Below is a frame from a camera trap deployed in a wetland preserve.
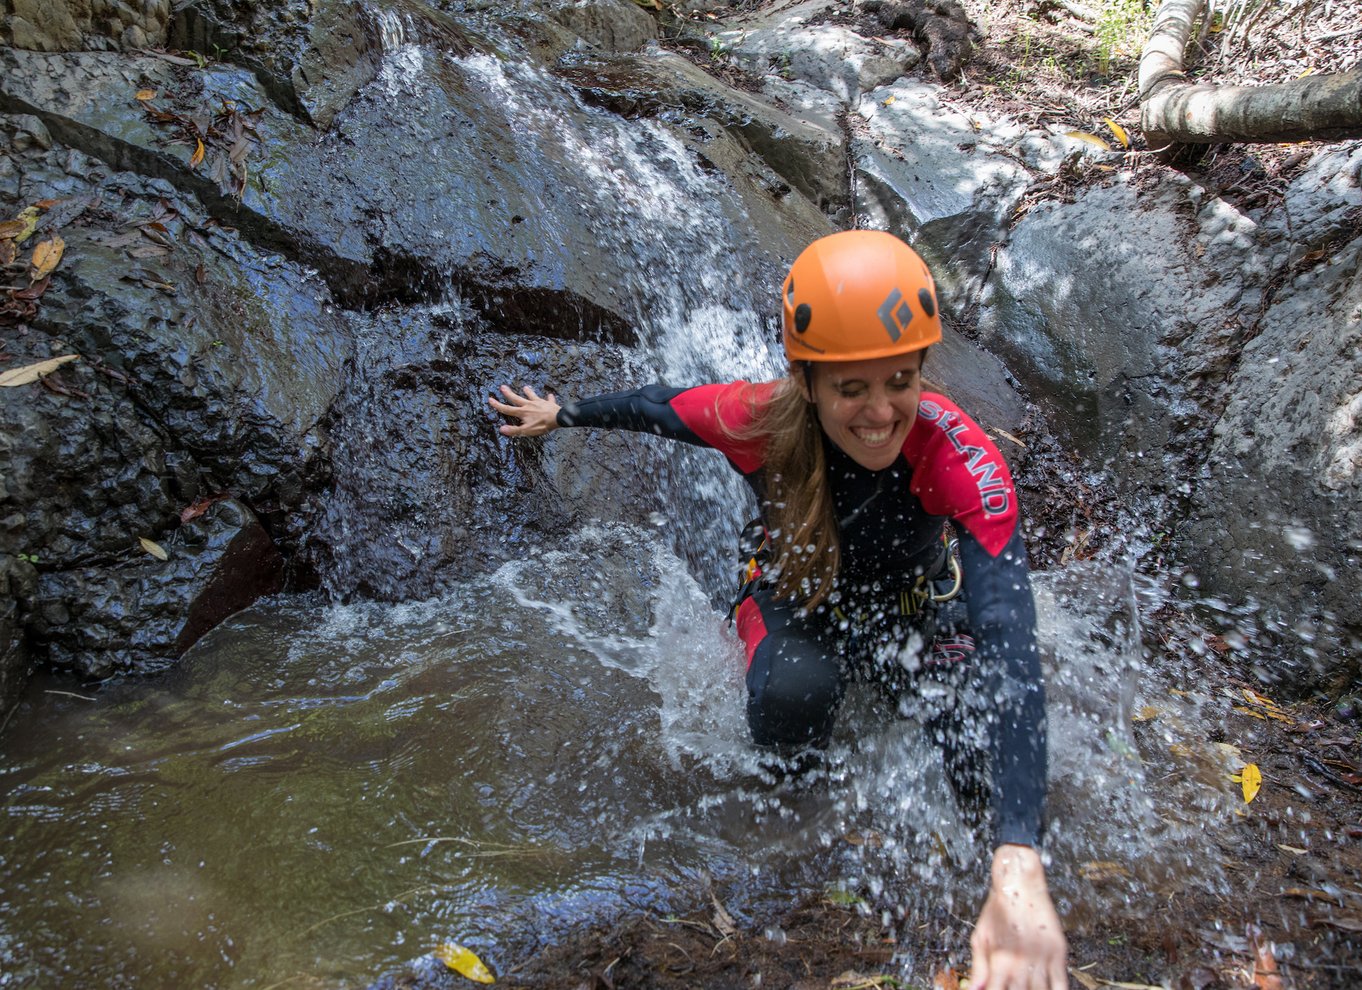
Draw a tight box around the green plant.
[1095,0,1153,75]
[18,553,39,564]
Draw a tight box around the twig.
[1319,23,1362,41]
[45,689,97,701]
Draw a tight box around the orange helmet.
[782,230,942,362]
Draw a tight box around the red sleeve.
[668,381,774,475]
[902,393,1018,557]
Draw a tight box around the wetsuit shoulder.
[902,392,1018,557]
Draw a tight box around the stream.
[0,535,1245,989]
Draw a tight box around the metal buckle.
[931,539,963,603]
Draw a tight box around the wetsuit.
[558,382,1045,847]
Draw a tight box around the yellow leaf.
[0,206,42,244]
[1132,705,1160,722]
[434,942,495,984]
[1080,860,1130,881]
[1296,68,1315,79]
[136,88,157,101]
[1230,763,1262,803]
[1242,688,1279,708]
[883,95,896,106]
[29,235,65,281]
[1234,706,1267,720]
[1065,131,1111,150]
[0,354,80,387]
[139,537,169,561]
[190,138,206,168]
[1102,117,1130,148]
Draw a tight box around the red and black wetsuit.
[558,382,1045,847]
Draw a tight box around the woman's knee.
[746,644,843,747]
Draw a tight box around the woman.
[490,230,1067,990]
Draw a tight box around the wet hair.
[729,348,931,612]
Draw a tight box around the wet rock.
[975,173,1269,485]
[32,498,284,678]
[853,81,1036,309]
[2,0,169,51]
[1179,233,1362,687]
[715,0,921,104]
[557,46,849,214]
[0,560,34,715]
[545,0,657,54]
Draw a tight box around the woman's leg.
[735,587,844,749]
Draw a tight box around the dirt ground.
[468,3,1362,988]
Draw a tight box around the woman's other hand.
[970,844,1068,990]
[488,385,562,437]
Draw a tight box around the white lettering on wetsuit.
[917,399,1012,517]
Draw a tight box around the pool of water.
[0,529,1240,988]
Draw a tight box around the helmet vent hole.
[919,288,937,318]
[794,303,812,334]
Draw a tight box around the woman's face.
[806,351,924,470]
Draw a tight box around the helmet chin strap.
[800,361,814,401]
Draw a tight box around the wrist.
[990,843,1044,888]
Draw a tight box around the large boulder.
[974,143,1362,689]
[3,0,171,52]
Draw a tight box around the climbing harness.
[726,522,961,624]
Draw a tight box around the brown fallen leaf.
[29,235,64,281]
[135,88,157,101]
[0,354,79,387]
[189,137,206,168]
[180,493,230,524]
[138,537,169,561]
[1249,928,1283,990]
[1311,915,1362,932]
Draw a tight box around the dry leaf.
[29,235,64,281]
[1132,705,1160,722]
[1230,763,1262,803]
[710,892,737,938]
[434,942,495,984]
[190,138,206,168]
[1250,929,1283,990]
[0,206,41,244]
[1102,117,1130,148]
[0,354,79,387]
[1064,130,1111,150]
[136,88,157,101]
[1069,969,1100,990]
[883,95,896,105]
[1080,860,1130,882]
[180,493,229,524]
[138,537,169,561]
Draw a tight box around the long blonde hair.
[735,371,841,610]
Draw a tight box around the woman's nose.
[863,391,894,423]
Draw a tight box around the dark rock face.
[0,0,868,706]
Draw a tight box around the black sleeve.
[957,527,1047,848]
[556,384,706,446]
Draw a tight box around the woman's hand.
[488,385,562,437]
[970,845,1068,990]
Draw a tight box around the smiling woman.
[489,230,1069,990]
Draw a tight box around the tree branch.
[1139,0,1362,146]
